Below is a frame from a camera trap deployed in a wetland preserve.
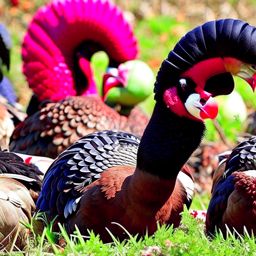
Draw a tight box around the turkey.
[0,150,43,251]
[10,0,154,158]
[187,141,229,194]
[206,136,256,237]
[36,19,256,242]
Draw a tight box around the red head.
[162,57,256,121]
[155,19,256,122]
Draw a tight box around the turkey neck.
[137,101,205,179]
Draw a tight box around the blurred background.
[1,0,256,144]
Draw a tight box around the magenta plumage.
[22,0,138,102]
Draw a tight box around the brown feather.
[206,137,256,237]
[124,106,149,136]
[65,166,191,242]
[0,177,35,251]
[10,96,134,158]
[219,172,256,235]
[0,103,14,150]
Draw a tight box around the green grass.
[7,193,251,255]
[1,193,255,255]
[20,204,256,256]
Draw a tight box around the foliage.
[134,16,188,114]
[205,77,256,142]
[235,77,256,109]
[204,110,244,143]
[135,16,188,65]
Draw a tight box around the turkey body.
[206,136,256,237]
[10,96,147,158]
[187,141,229,194]
[36,18,256,241]
[9,0,153,157]
[0,177,34,251]
[37,130,195,241]
[0,151,43,251]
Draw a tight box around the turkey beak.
[102,66,128,101]
[199,96,218,119]
[185,93,218,120]
[102,70,122,101]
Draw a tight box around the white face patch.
[177,171,194,201]
[185,93,218,120]
[184,93,202,119]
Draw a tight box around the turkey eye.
[177,78,196,102]
[178,78,196,92]
[178,78,188,91]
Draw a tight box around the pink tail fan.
[22,0,138,102]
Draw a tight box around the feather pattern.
[206,136,256,237]
[9,96,146,158]
[0,150,43,194]
[37,130,140,218]
[0,177,35,251]
[35,18,256,241]
[0,150,45,250]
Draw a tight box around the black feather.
[224,136,256,177]
[37,130,140,219]
[0,150,43,192]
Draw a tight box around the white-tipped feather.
[243,170,256,178]
[14,153,55,174]
[177,171,194,201]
